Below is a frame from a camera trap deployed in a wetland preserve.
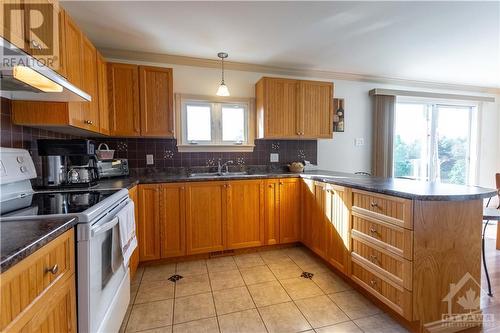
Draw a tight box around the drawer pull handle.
[370,255,379,264]
[370,201,378,208]
[46,264,59,275]
[369,226,378,235]
[369,279,377,287]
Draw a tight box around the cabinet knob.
[31,39,42,50]
[370,201,378,208]
[279,182,283,185]
[268,184,273,188]
[369,254,379,264]
[369,225,378,235]
[369,279,377,287]
[84,120,93,125]
[45,264,59,275]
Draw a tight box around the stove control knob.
[20,166,27,173]
[17,156,24,163]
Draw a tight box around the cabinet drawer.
[351,259,412,320]
[0,229,75,331]
[352,236,412,290]
[352,190,413,229]
[352,214,412,260]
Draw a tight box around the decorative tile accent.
[301,272,314,279]
[168,274,184,282]
[163,149,174,160]
[117,141,128,152]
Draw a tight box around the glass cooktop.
[1,190,119,218]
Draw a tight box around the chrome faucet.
[217,159,234,175]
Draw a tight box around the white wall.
[111,58,500,187]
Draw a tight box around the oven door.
[78,198,131,333]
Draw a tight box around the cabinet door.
[301,179,315,247]
[226,180,265,249]
[160,184,186,258]
[97,52,110,135]
[326,185,350,273]
[298,81,333,138]
[78,34,99,132]
[279,178,301,243]
[139,66,174,137]
[185,182,226,254]
[261,78,300,138]
[310,182,328,258]
[128,186,139,278]
[138,184,161,261]
[63,12,82,89]
[264,180,280,245]
[18,276,77,333]
[24,0,60,72]
[1,0,26,51]
[108,63,141,136]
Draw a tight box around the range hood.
[0,37,91,102]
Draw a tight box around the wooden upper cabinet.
[62,10,82,89]
[97,52,110,135]
[1,0,27,51]
[185,182,226,254]
[256,77,334,139]
[226,180,265,249]
[160,184,186,258]
[256,77,299,138]
[298,80,333,138]
[279,178,301,243]
[107,63,141,137]
[138,184,161,261]
[139,66,174,137]
[76,34,99,132]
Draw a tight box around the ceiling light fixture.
[216,52,230,96]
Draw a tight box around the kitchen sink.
[188,171,250,178]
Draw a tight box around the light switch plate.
[354,138,365,146]
[270,153,279,163]
[146,154,154,165]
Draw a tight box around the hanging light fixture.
[216,52,230,96]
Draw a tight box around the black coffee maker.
[37,139,99,188]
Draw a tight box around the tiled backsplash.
[1,98,317,173]
[98,138,317,169]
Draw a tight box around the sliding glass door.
[393,100,477,185]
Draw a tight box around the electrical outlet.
[354,138,365,146]
[146,154,154,165]
[270,153,279,163]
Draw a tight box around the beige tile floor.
[121,246,409,333]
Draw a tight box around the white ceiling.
[62,1,500,89]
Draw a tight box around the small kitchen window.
[176,94,255,152]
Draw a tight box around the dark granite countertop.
[92,168,497,201]
[0,217,77,273]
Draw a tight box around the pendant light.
[216,52,230,96]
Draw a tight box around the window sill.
[177,144,255,153]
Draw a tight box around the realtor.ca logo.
[441,272,495,329]
[2,2,59,67]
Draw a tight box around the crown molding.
[100,48,500,95]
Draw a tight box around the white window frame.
[175,93,255,152]
[393,96,479,185]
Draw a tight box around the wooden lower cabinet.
[278,178,301,243]
[160,184,186,258]
[310,182,328,258]
[128,186,140,278]
[325,184,350,274]
[226,180,265,249]
[138,184,161,261]
[0,230,76,333]
[264,180,280,245]
[301,179,315,247]
[185,182,226,254]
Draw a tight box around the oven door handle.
[91,216,119,237]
